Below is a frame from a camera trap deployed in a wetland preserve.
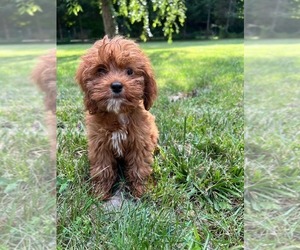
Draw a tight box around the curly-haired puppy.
[76,36,158,200]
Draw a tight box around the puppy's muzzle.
[111,82,123,94]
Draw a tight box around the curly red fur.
[76,36,158,199]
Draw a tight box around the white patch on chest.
[111,130,127,157]
[118,113,129,125]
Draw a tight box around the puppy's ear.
[143,69,158,110]
[75,61,87,93]
[84,95,98,115]
[76,59,98,114]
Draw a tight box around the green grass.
[57,39,244,249]
[0,45,56,248]
[244,40,300,249]
[2,39,298,249]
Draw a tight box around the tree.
[184,0,216,38]
[245,0,300,37]
[214,0,232,34]
[182,0,243,39]
[100,0,117,37]
[66,0,187,41]
[2,0,246,42]
[0,0,55,41]
[57,0,104,40]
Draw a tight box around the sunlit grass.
[245,40,300,248]
[57,39,244,249]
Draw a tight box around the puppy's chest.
[109,114,129,157]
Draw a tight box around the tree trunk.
[58,21,63,40]
[270,0,281,33]
[206,0,211,38]
[35,16,43,39]
[100,0,117,37]
[73,27,77,39]
[182,21,187,39]
[2,17,10,40]
[225,0,233,33]
[79,16,84,39]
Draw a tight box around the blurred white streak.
[245,0,300,248]
[0,0,56,248]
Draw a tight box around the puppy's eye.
[126,68,133,76]
[96,67,107,75]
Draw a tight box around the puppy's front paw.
[91,179,113,200]
[130,181,146,198]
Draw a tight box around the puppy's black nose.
[111,82,123,94]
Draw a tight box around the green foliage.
[1,0,244,42]
[116,0,152,41]
[65,0,83,16]
[16,0,42,16]
[114,0,186,41]
[57,0,104,41]
[55,0,243,42]
[58,0,187,41]
[0,0,55,42]
[152,0,187,42]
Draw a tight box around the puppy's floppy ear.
[84,95,98,115]
[75,61,87,92]
[143,69,157,110]
[76,57,98,114]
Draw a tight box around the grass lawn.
[0,44,56,248]
[57,39,244,249]
[1,39,299,249]
[245,40,300,249]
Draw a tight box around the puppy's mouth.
[103,81,142,113]
[105,82,123,113]
[111,93,123,98]
[106,98,123,114]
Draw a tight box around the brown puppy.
[76,36,158,200]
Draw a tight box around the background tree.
[57,0,103,41]
[245,0,300,37]
[1,0,246,43]
[100,0,117,37]
[184,0,215,39]
[0,0,55,42]
[64,0,187,42]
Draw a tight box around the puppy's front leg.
[125,147,154,198]
[89,148,117,200]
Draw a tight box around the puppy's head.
[76,36,157,114]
